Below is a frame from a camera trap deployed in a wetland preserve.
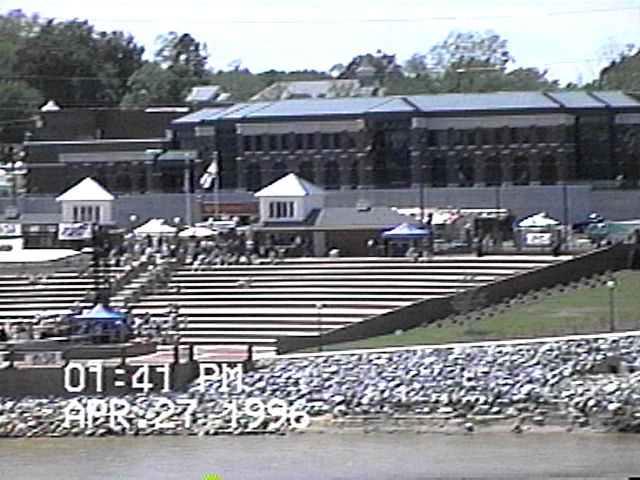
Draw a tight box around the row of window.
[72,205,102,223]
[268,201,295,219]
[419,126,568,148]
[242,132,358,153]
[247,155,563,191]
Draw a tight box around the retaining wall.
[278,244,634,353]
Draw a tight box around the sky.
[3,0,640,85]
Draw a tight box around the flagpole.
[184,159,193,226]
[213,152,220,220]
[214,171,220,220]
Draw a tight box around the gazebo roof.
[56,177,114,202]
[254,173,325,198]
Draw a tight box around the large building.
[16,90,640,225]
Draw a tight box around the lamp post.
[184,159,193,226]
[418,159,425,225]
[606,279,617,332]
[316,302,324,352]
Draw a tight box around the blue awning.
[382,223,430,239]
[73,303,127,321]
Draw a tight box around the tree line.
[1,9,638,141]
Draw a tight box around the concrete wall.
[278,244,634,353]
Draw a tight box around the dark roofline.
[176,90,640,126]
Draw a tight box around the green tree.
[428,30,514,72]
[0,11,44,142]
[120,63,180,108]
[123,32,212,107]
[338,50,404,84]
[403,53,429,77]
[0,81,43,142]
[591,47,640,92]
[14,18,144,106]
[0,10,40,76]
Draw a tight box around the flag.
[199,157,218,189]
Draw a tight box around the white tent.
[133,218,177,236]
[518,212,560,228]
[178,226,216,238]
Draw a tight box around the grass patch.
[318,270,640,351]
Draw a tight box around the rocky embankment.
[2,334,640,437]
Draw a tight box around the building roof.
[240,97,415,118]
[254,173,325,198]
[546,91,606,109]
[186,85,221,102]
[590,91,640,108]
[315,206,413,230]
[256,205,413,231]
[250,79,365,102]
[407,91,560,112]
[56,177,114,202]
[156,150,199,162]
[173,90,640,127]
[172,108,229,124]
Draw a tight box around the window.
[321,133,332,150]
[295,134,304,151]
[268,201,295,218]
[536,127,548,143]
[458,156,474,187]
[243,136,252,152]
[485,156,503,186]
[246,162,262,191]
[306,134,315,150]
[349,161,359,189]
[345,133,357,150]
[512,156,530,185]
[324,161,340,189]
[73,205,101,222]
[509,128,519,144]
[269,135,279,151]
[285,134,295,151]
[540,156,558,185]
[299,161,314,183]
[430,158,448,187]
[333,133,342,149]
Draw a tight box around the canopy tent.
[71,303,130,343]
[133,218,177,236]
[178,225,217,238]
[517,212,560,228]
[382,223,431,239]
[73,303,127,321]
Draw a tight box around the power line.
[34,6,639,25]
[18,6,640,25]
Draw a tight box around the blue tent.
[382,223,430,239]
[74,303,127,321]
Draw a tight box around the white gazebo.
[254,172,326,223]
[56,177,115,225]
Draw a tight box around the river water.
[1,432,640,479]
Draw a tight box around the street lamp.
[606,279,617,332]
[418,159,426,225]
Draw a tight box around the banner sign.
[525,232,553,246]
[0,223,21,237]
[24,351,63,366]
[58,223,93,241]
